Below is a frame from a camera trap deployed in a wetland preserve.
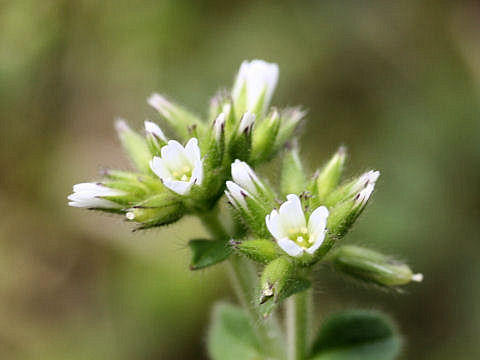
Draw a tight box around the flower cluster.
[69,60,304,228]
[69,59,422,309]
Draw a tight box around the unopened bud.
[314,146,346,203]
[225,181,270,238]
[280,141,306,196]
[325,170,380,208]
[145,120,167,156]
[231,239,280,264]
[115,119,152,174]
[232,60,279,118]
[330,245,423,287]
[228,112,255,161]
[125,193,184,229]
[275,107,306,149]
[259,256,293,304]
[251,110,281,164]
[148,93,205,140]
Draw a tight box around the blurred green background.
[1,0,479,359]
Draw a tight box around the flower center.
[287,227,313,248]
[171,165,192,182]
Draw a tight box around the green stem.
[286,289,312,360]
[198,206,229,239]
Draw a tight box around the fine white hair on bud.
[238,112,256,134]
[145,120,167,142]
[213,113,226,141]
[232,59,279,114]
[231,159,264,196]
[68,183,126,209]
[150,138,203,195]
[225,180,250,210]
[265,194,329,257]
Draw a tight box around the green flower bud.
[259,256,293,304]
[125,193,184,229]
[327,178,378,238]
[314,146,346,204]
[144,120,167,156]
[225,181,271,238]
[251,109,281,164]
[102,169,165,196]
[115,119,152,174]
[280,141,306,197]
[330,245,423,287]
[203,113,226,170]
[231,239,281,264]
[148,93,206,140]
[275,107,306,149]
[325,170,380,208]
[228,112,255,161]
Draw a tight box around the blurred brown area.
[1,0,479,359]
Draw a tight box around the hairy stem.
[286,289,312,360]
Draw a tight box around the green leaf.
[309,310,401,360]
[188,238,232,270]
[208,303,263,360]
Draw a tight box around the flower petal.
[185,138,201,164]
[161,140,189,169]
[150,156,172,180]
[305,231,326,255]
[277,238,304,257]
[308,206,329,237]
[266,210,288,240]
[191,159,203,186]
[278,194,306,231]
[163,179,192,195]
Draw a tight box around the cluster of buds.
[68,60,304,228]
[68,59,422,312]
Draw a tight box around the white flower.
[225,181,249,210]
[145,120,167,142]
[238,112,256,134]
[68,183,126,209]
[266,194,329,257]
[232,60,279,114]
[231,159,264,196]
[150,138,203,195]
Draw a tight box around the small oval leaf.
[309,310,401,360]
[188,238,232,270]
